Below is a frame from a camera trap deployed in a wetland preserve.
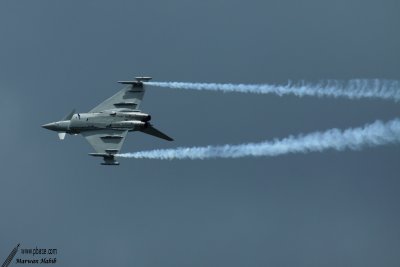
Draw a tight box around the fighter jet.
[42,77,173,165]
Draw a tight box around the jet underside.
[42,77,173,165]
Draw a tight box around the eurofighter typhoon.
[42,77,173,165]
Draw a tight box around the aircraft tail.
[140,125,174,141]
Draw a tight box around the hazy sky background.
[0,0,399,266]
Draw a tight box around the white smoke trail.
[145,79,400,101]
[117,118,400,160]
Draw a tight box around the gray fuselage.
[42,111,151,134]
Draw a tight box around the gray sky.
[0,0,399,266]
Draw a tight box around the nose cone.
[42,120,70,132]
[42,122,57,131]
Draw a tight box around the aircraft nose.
[42,122,56,130]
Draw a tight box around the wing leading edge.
[89,81,146,113]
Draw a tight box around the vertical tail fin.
[140,125,174,141]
